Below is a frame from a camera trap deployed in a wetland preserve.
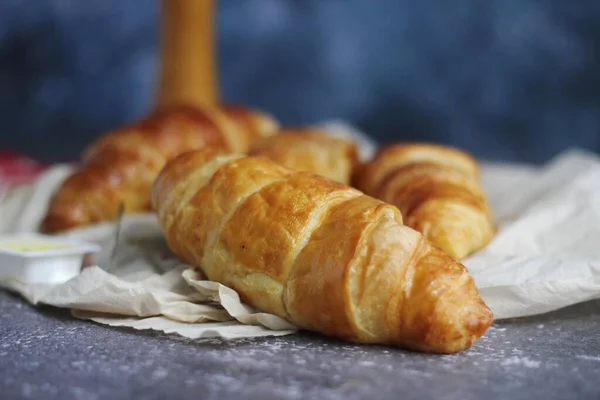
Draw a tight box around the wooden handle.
[155,0,219,109]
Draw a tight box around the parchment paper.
[1,121,599,340]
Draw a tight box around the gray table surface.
[1,290,599,400]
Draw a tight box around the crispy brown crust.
[151,149,493,353]
[41,104,279,233]
[353,143,494,260]
[248,128,359,185]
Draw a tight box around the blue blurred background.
[0,0,599,164]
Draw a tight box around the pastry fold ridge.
[152,148,493,353]
[42,104,278,232]
[353,143,495,259]
[249,128,359,184]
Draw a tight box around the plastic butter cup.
[0,233,102,285]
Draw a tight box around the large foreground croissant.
[353,143,495,260]
[248,129,359,184]
[152,148,493,353]
[42,104,278,232]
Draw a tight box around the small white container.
[0,233,102,284]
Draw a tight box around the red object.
[0,151,48,195]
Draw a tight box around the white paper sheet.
[1,122,599,340]
[0,210,296,339]
[464,149,600,319]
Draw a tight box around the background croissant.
[353,143,495,259]
[248,128,359,184]
[41,104,278,233]
[152,148,493,354]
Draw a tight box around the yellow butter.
[0,240,76,253]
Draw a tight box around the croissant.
[42,104,278,233]
[353,143,495,260]
[152,149,493,353]
[248,128,359,184]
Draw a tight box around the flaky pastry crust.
[152,149,493,353]
[249,128,359,184]
[353,143,495,259]
[42,104,278,232]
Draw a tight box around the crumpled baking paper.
[466,149,600,319]
[1,121,599,340]
[0,210,296,339]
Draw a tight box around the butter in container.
[0,233,102,284]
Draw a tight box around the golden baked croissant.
[353,143,495,260]
[152,148,493,353]
[42,104,278,233]
[248,128,359,184]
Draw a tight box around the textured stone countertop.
[1,290,600,400]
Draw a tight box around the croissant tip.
[432,290,494,354]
